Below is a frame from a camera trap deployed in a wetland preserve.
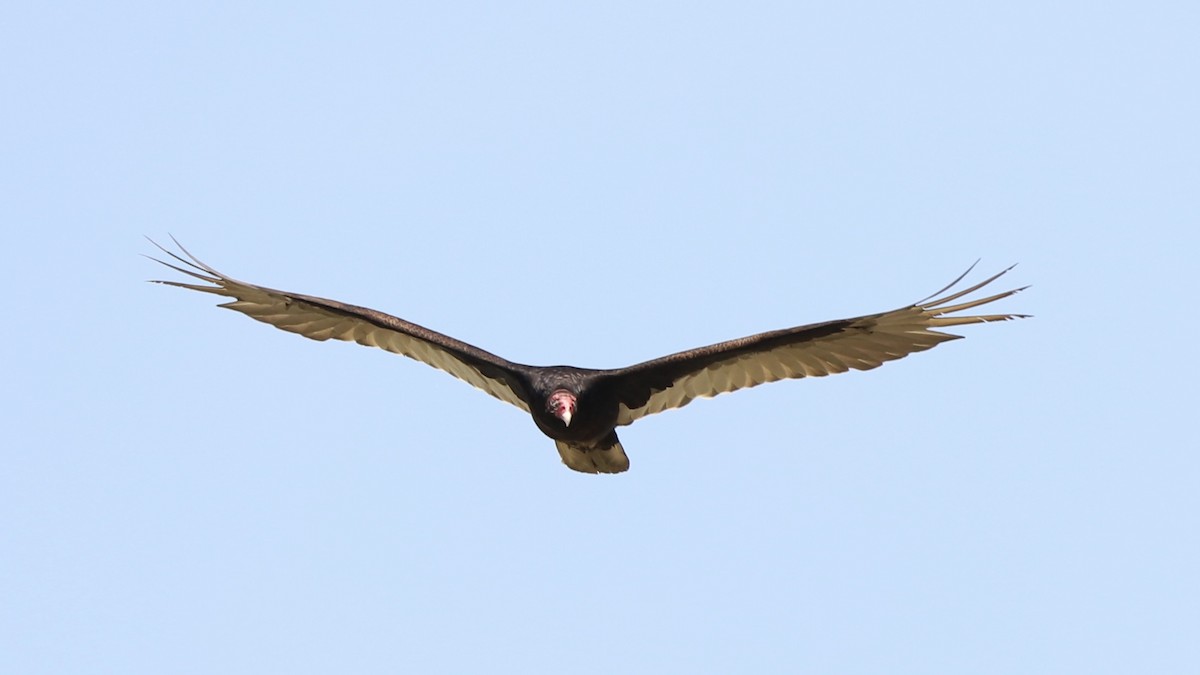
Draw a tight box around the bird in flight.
[148,238,1028,474]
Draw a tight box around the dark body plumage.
[148,238,1028,474]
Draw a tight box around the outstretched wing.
[146,238,532,412]
[606,264,1028,425]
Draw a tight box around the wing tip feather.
[144,236,236,291]
[916,262,1028,322]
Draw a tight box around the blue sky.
[3,2,1197,673]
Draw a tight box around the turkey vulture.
[147,238,1027,474]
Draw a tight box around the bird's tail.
[555,433,630,474]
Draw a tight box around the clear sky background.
[3,2,1197,673]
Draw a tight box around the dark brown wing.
[605,264,1028,425]
[146,238,532,412]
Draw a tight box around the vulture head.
[547,389,576,427]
